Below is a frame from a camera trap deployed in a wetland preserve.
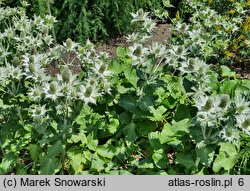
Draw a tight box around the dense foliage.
[3,0,171,43]
[0,0,250,175]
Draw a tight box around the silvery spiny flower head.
[77,83,102,105]
[30,104,47,120]
[236,114,250,136]
[128,43,149,61]
[93,60,112,78]
[126,33,139,43]
[234,95,250,115]
[43,81,63,101]
[220,124,239,145]
[175,21,189,33]
[56,67,79,86]
[5,63,23,81]
[168,45,188,60]
[196,111,218,128]
[194,93,215,113]
[131,9,149,23]
[63,38,78,52]
[150,42,166,58]
[143,19,156,33]
[27,85,43,102]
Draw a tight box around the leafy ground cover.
[0,0,250,175]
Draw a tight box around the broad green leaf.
[23,124,33,132]
[124,66,139,87]
[39,156,60,175]
[148,131,162,149]
[96,145,115,159]
[69,131,87,145]
[109,60,123,74]
[50,120,58,132]
[118,94,139,113]
[68,150,86,173]
[47,141,64,157]
[138,95,154,112]
[124,122,137,146]
[160,119,190,144]
[152,149,167,169]
[148,105,167,121]
[137,158,154,169]
[195,146,215,167]
[138,120,157,136]
[221,65,236,78]
[116,47,127,58]
[108,118,119,134]
[90,153,105,172]
[174,104,191,121]
[28,144,42,162]
[219,80,239,96]
[175,152,195,169]
[212,142,238,173]
[0,153,17,174]
[87,133,98,151]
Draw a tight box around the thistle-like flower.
[150,42,166,58]
[43,81,63,101]
[131,9,149,23]
[27,85,44,102]
[220,125,239,145]
[92,60,112,78]
[168,45,188,60]
[234,95,250,115]
[57,67,79,86]
[77,84,102,105]
[30,104,47,120]
[127,43,149,66]
[236,114,250,135]
[63,38,78,51]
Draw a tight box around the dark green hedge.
[3,0,182,43]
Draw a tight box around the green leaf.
[118,94,139,113]
[137,158,154,169]
[175,152,195,169]
[219,80,239,96]
[138,121,158,136]
[91,153,105,172]
[148,131,162,149]
[160,119,190,144]
[212,142,238,173]
[68,150,85,173]
[23,124,33,132]
[109,60,123,74]
[47,141,64,157]
[28,144,42,162]
[0,153,17,174]
[124,66,138,87]
[116,47,127,58]
[87,133,98,151]
[69,131,87,145]
[152,149,167,169]
[96,145,115,159]
[221,65,236,78]
[108,118,119,134]
[174,104,191,121]
[195,146,215,167]
[124,122,137,146]
[138,95,154,112]
[148,105,167,121]
[39,156,60,175]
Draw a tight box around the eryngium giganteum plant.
[0,3,112,126]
